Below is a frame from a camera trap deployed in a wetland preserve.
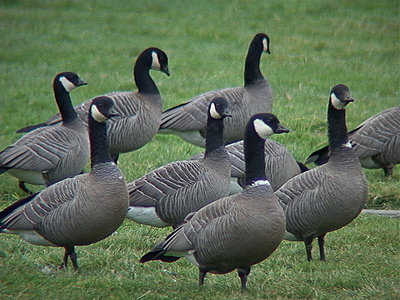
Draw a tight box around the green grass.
[0,0,399,299]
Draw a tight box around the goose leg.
[237,267,251,291]
[383,166,393,177]
[198,269,207,286]
[304,236,314,261]
[61,246,79,270]
[18,181,33,195]
[317,234,326,261]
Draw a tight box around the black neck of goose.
[88,115,113,168]
[53,82,77,123]
[244,128,267,186]
[244,40,264,86]
[204,116,225,157]
[327,102,348,152]
[134,54,159,95]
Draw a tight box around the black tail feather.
[140,250,180,263]
[305,146,330,166]
[0,192,38,221]
[16,123,48,133]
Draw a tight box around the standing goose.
[0,96,128,269]
[0,72,88,193]
[275,84,368,261]
[17,48,170,162]
[140,113,287,290]
[306,105,400,176]
[191,138,303,194]
[159,33,272,147]
[126,97,231,228]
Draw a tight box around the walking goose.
[0,96,128,269]
[275,84,368,261]
[191,138,303,194]
[306,105,400,176]
[159,33,273,147]
[0,72,88,193]
[126,97,231,228]
[17,48,170,162]
[140,113,287,290]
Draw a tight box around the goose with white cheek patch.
[306,105,400,177]
[140,113,287,291]
[17,48,170,163]
[126,97,232,228]
[0,96,129,270]
[275,84,368,261]
[191,138,305,195]
[0,72,88,193]
[159,33,273,147]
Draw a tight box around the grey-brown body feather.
[127,150,231,226]
[160,82,271,147]
[1,120,89,185]
[277,146,368,241]
[2,162,128,247]
[156,183,285,274]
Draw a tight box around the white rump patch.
[126,206,169,227]
[59,76,76,92]
[253,119,274,138]
[91,105,108,123]
[330,92,346,110]
[151,51,161,70]
[209,103,222,119]
[262,38,269,52]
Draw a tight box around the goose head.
[55,72,87,93]
[330,84,354,110]
[250,113,289,139]
[209,97,232,120]
[254,33,271,54]
[90,97,119,123]
[146,47,170,76]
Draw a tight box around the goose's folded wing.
[274,167,328,207]
[127,160,207,207]
[1,177,81,230]
[160,88,242,131]
[0,128,86,171]
[162,195,235,252]
[349,107,400,158]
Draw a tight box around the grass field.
[0,0,399,299]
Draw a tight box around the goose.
[191,139,304,195]
[0,72,89,193]
[126,97,231,228]
[0,96,128,270]
[159,33,273,147]
[17,47,170,162]
[275,84,368,261]
[140,113,287,290]
[306,105,400,176]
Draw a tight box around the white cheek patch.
[254,119,274,138]
[59,76,76,92]
[91,105,108,123]
[151,51,161,70]
[262,38,269,52]
[330,93,346,110]
[209,103,222,119]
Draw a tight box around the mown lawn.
[0,0,399,299]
